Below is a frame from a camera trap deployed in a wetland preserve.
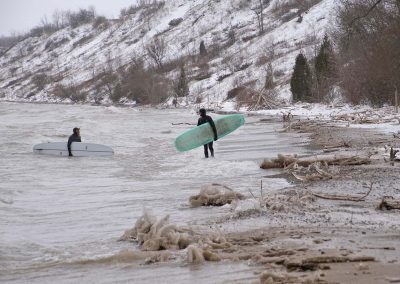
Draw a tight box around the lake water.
[0,102,309,283]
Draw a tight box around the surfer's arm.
[67,137,73,156]
[208,117,218,141]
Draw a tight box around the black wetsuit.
[197,115,218,158]
[67,134,81,156]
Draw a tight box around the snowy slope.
[0,0,336,105]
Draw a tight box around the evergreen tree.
[174,64,189,97]
[290,53,312,102]
[315,34,335,86]
[313,34,336,101]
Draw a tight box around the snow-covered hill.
[0,0,336,107]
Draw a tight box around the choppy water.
[0,102,309,283]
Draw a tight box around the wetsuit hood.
[199,108,206,117]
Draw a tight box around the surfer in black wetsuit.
[68,127,81,156]
[198,108,218,158]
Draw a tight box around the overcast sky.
[0,0,137,37]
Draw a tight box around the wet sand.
[216,119,400,284]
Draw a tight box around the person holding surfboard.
[67,127,81,156]
[197,108,218,158]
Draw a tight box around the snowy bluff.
[0,0,335,106]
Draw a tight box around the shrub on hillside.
[72,34,94,48]
[31,73,49,90]
[53,84,85,102]
[174,64,189,97]
[0,35,22,50]
[168,18,183,27]
[92,16,109,30]
[271,0,322,19]
[67,8,96,28]
[117,58,171,104]
[44,37,69,51]
[120,0,165,18]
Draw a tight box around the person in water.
[68,127,81,156]
[197,108,218,158]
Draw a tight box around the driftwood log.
[311,182,374,202]
[285,255,375,271]
[378,196,400,210]
[260,154,371,169]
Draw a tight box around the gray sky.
[0,0,137,37]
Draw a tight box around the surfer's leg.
[209,142,214,157]
[203,144,209,158]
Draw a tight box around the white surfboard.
[33,142,114,157]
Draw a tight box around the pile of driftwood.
[260,153,371,182]
[235,86,283,110]
[261,153,371,169]
[333,110,400,125]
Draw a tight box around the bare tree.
[251,0,269,34]
[333,0,400,105]
[52,10,63,30]
[146,37,167,69]
[348,0,383,27]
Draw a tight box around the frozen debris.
[187,245,221,264]
[260,272,293,284]
[119,209,196,251]
[356,262,369,271]
[260,153,298,169]
[187,245,205,264]
[120,210,227,265]
[231,199,262,213]
[119,208,156,242]
[259,271,327,284]
[144,251,172,264]
[378,196,400,211]
[189,183,245,207]
[262,189,317,213]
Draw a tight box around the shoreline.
[115,114,399,283]
[217,118,400,283]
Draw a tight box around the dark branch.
[349,0,383,27]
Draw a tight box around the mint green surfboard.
[174,114,245,152]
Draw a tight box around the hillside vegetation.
[0,0,398,109]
